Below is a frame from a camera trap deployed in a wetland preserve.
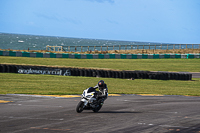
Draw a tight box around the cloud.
[85,0,115,4]
[63,17,82,25]
[106,19,119,25]
[35,12,81,25]
[35,13,60,22]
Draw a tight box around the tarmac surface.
[1,94,200,133]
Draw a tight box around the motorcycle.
[76,87,106,113]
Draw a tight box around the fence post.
[113,45,114,51]
[143,45,144,49]
[94,46,96,51]
[119,45,121,51]
[167,44,168,50]
[107,46,108,51]
[125,45,127,51]
[149,45,150,50]
[155,45,156,50]
[101,46,102,52]
[186,44,187,49]
[131,45,133,50]
[137,45,139,50]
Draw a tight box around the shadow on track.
[97,111,142,113]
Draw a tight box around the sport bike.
[76,87,106,113]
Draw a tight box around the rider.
[93,80,108,104]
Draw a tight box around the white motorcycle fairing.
[76,87,103,113]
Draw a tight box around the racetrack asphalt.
[1,94,200,133]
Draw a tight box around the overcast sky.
[0,0,200,44]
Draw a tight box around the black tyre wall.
[0,65,3,72]
[0,64,192,80]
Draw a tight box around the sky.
[0,0,200,44]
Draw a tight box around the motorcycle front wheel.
[76,101,84,113]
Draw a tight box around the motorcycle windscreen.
[87,87,96,93]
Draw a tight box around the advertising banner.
[18,68,71,76]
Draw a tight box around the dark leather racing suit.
[93,83,108,103]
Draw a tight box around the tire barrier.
[0,64,192,80]
[1,50,200,59]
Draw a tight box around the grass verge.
[1,73,200,96]
[0,56,200,72]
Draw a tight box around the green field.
[0,56,200,96]
[0,56,200,72]
[0,73,200,96]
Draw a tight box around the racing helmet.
[98,80,104,89]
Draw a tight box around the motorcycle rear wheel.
[76,101,84,113]
[93,105,102,113]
